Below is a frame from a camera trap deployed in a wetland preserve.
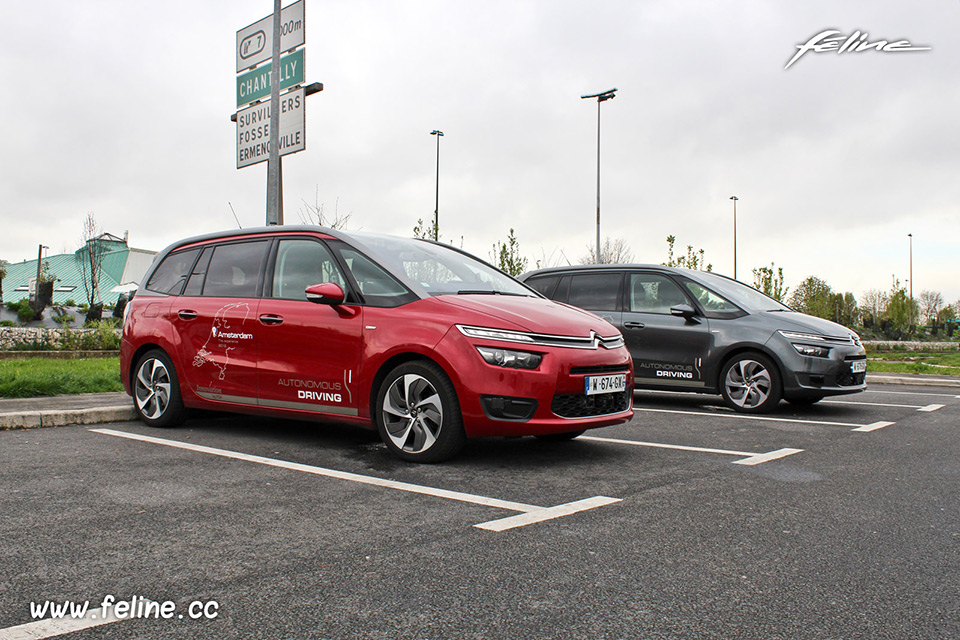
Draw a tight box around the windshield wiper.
[456,289,529,296]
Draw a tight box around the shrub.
[59,322,121,350]
[10,339,55,352]
[53,313,76,326]
[15,299,38,323]
[0,320,14,327]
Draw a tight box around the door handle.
[623,321,645,330]
[177,310,197,320]
[259,314,283,326]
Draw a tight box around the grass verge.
[866,350,960,377]
[0,357,123,398]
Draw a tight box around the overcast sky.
[1,0,957,304]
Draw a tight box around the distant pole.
[430,130,444,240]
[908,233,913,326]
[730,195,739,279]
[34,244,47,315]
[266,0,283,225]
[581,88,617,263]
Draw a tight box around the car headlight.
[458,326,535,343]
[792,343,830,358]
[476,346,542,369]
[779,331,831,357]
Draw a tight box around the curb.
[0,406,135,430]
[866,374,960,388]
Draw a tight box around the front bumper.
[772,336,867,399]
[436,329,635,437]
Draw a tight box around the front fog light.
[476,346,542,369]
[793,343,830,358]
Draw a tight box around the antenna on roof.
[228,202,243,229]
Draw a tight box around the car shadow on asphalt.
[631,390,871,421]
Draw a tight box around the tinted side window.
[144,248,200,295]
[627,274,689,314]
[683,281,744,319]
[568,273,621,311]
[525,275,560,299]
[202,241,268,298]
[270,239,346,300]
[340,249,416,307]
[182,247,212,297]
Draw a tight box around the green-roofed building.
[0,233,156,306]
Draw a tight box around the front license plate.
[584,373,627,395]
[849,359,867,374]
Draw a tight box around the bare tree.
[78,212,106,306]
[919,290,944,325]
[580,236,634,265]
[297,189,352,229]
[532,246,572,270]
[0,259,7,304]
[860,288,887,330]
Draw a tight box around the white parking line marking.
[0,605,123,640]
[821,399,924,409]
[918,404,945,412]
[475,496,622,532]
[581,435,803,465]
[89,428,618,531]
[852,421,897,432]
[866,389,959,399]
[732,448,806,466]
[632,406,873,429]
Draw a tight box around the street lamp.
[908,232,913,327]
[581,88,617,263]
[430,130,444,241]
[730,196,738,279]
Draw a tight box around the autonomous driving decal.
[278,370,354,405]
[637,358,703,381]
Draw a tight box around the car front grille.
[551,390,631,418]
[838,359,867,387]
[569,364,631,376]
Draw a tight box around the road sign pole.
[266,0,283,225]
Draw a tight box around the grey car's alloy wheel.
[133,349,185,427]
[376,361,465,463]
[720,352,782,413]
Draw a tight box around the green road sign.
[236,48,304,107]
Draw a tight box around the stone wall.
[0,327,121,350]
[863,341,959,351]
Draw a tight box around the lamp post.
[730,195,738,279]
[430,130,444,241]
[908,232,913,327]
[581,88,617,263]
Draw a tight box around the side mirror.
[670,303,698,321]
[305,282,345,305]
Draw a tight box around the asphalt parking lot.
[2,383,959,639]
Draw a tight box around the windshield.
[689,271,792,312]
[350,234,536,297]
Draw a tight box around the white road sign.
[237,87,305,169]
[236,0,305,73]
